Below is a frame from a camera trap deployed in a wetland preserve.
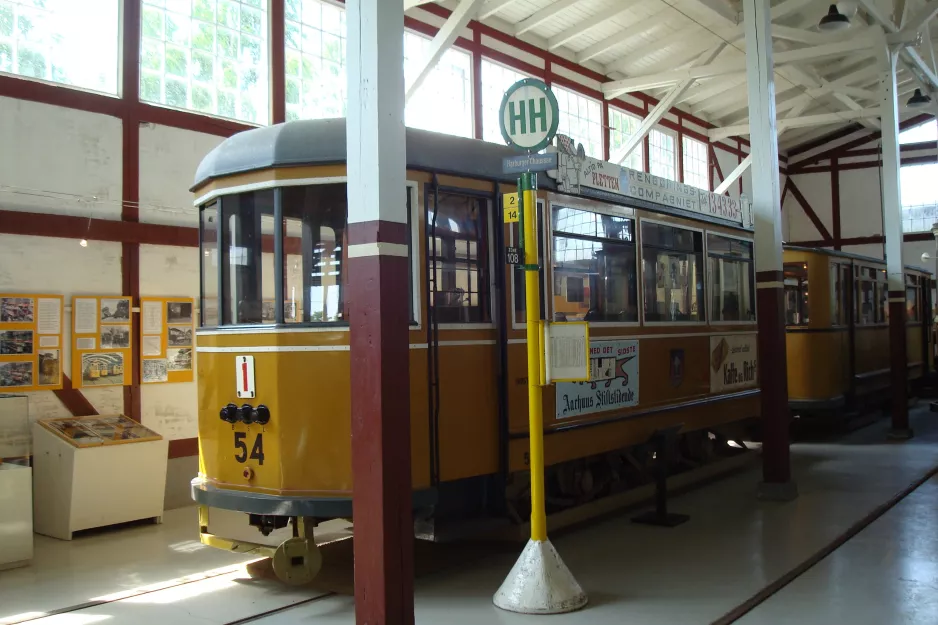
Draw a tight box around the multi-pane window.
[551,207,638,323]
[900,119,937,144]
[900,163,938,233]
[649,128,677,180]
[608,108,643,171]
[284,0,346,121]
[428,193,490,323]
[481,59,529,143]
[682,136,709,190]
[554,85,603,159]
[707,234,754,322]
[641,222,704,322]
[141,0,269,124]
[0,0,120,94]
[404,31,472,138]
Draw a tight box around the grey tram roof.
[192,118,552,190]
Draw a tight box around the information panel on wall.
[71,296,133,389]
[0,294,64,392]
[139,297,194,384]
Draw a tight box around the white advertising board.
[555,339,639,419]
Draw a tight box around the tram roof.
[783,244,931,275]
[192,118,554,191]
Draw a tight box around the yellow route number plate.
[503,193,519,223]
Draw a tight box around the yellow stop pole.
[520,170,547,543]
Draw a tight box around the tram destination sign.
[549,151,750,226]
[503,152,558,174]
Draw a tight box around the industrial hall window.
[641,222,704,322]
[855,266,885,325]
[682,136,709,190]
[141,0,269,124]
[554,85,603,159]
[284,0,346,120]
[551,207,638,323]
[0,0,119,94]
[608,107,643,172]
[403,31,472,139]
[783,263,808,325]
[707,234,754,322]
[649,129,677,181]
[428,193,490,324]
[481,59,529,143]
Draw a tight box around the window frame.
[607,106,645,172]
[403,29,474,139]
[427,185,496,330]
[480,57,533,144]
[547,198,640,328]
[195,177,421,331]
[648,127,678,181]
[682,135,710,191]
[705,230,756,326]
[639,216,707,326]
[552,83,604,160]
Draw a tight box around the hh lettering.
[509,97,548,135]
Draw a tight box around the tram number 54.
[234,432,265,465]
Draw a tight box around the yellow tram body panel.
[783,246,933,411]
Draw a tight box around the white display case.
[32,415,168,540]
[0,394,32,570]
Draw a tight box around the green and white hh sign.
[499,78,559,153]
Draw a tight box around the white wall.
[0,97,122,220]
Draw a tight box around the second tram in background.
[783,246,934,417]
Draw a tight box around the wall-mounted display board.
[0,294,64,392]
[71,296,133,389]
[38,415,161,448]
[139,297,194,384]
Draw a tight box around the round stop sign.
[499,78,559,153]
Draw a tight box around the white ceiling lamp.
[818,4,851,31]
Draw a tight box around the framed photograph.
[0,297,34,323]
[167,325,192,347]
[166,301,193,325]
[0,361,33,388]
[38,349,60,386]
[142,359,168,383]
[81,352,124,386]
[0,330,33,356]
[100,298,131,323]
[166,347,193,371]
[100,325,131,349]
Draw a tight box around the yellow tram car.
[190,119,762,581]
[783,246,934,414]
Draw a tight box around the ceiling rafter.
[547,0,634,50]
[515,0,584,36]
[575,12,671,63]
[477,0,521,21]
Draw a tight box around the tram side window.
[428,193,490,324]
[200,202,219,326]
[551,207,637,323]
[856,266,882,324]
[783,263,809,325]
[281,184,350,324]
[830,262,849,326]
[907,274,921,321]
[641,222,705,322]
[221,190,276,325]
[706,234,754,322]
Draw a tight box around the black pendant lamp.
[907,88,933,108]
[818,4,850,31]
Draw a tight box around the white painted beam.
[478,0,520,20]
[405,0,486,103]
[576,13,670,63]
[709,105,927,139]
[859,0,938,89]
[771,25,828,44]
[714,155,752,194]
[548,0,634,50]
[603,36,882,98]
[690,0,740,24]
[905,0,938,32]
[605,24,708,75]
[515,0,582,36]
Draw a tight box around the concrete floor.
[2,406,937,625]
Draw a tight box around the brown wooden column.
[756,271,791,485]
[346,1,414,623]
[889,293,911,436]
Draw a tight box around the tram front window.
[282,184,349,324]
[221,190,276,325]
